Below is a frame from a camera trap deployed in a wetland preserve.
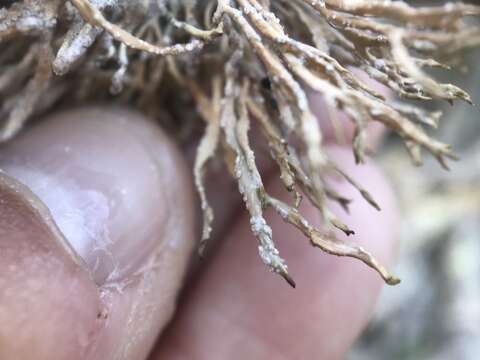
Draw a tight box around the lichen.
[1,0,480,286]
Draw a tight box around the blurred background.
[349,31,480,360]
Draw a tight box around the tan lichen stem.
[266,196,400,286]
[192,77,222,253]
[323,0,480,27]
[223,3,331,223]
[0,43,53,141]
[70,0,213,55]
[218,52,295,285]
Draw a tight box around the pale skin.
[0,94,398,359]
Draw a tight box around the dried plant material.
[1,0,479,287]
[192,77,222,253]
[1,42,52,141]
[266,196,400,285]
[71,0,209,56]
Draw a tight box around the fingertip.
[0,106,197,360]
[154,145,399,360]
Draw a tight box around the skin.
[0,100,398,359]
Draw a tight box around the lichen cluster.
[1,0,479,286]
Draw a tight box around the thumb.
[0,107,196,360]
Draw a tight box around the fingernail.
[0,107,187,285]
